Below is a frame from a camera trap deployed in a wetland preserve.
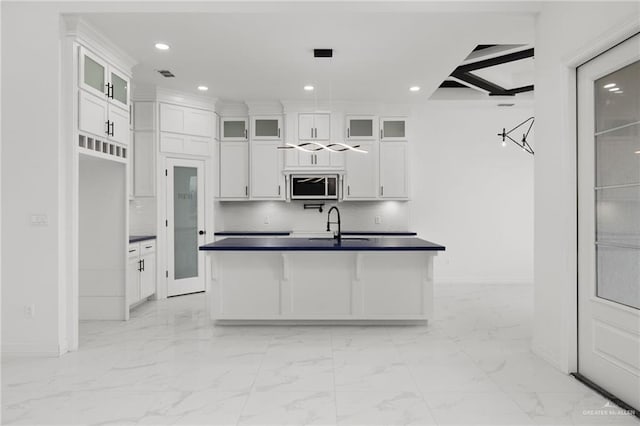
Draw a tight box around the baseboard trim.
[436,279,533,285]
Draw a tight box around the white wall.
[409,102,534,284]
[1,3,66,355]
[533,1,639,372]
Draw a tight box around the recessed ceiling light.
[603,83,616,89]
[303,85,314,91]
[615,90,624,94]
[409,86,421,92]
[197,86,208,91]
[155,42,170,51]
[609,87,620,92]
[635,150,640,154]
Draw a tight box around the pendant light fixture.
[497,117,535,155]
[277,48,367,154]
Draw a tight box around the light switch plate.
[30,214,49,226]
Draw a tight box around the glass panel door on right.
[577,33,640,412]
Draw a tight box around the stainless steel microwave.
[290,175,339,200]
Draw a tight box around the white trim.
[2,342,67,357]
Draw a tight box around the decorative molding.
[64,16,137,73]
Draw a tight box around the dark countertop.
[200,237,445,252]
[342,231,417,236]
[214,231,292,236]
[129,235,156,244]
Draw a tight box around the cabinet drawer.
[128,243,140,258]
[140,240,156,255]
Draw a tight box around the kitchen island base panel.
[209,251,435,322]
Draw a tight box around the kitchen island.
[199,237,445,323]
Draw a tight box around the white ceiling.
[82,9,535,103]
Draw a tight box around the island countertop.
[199,237,445,252]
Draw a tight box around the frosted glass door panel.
[84,55,105,94]
[224,120,246,139]
[596,186,640,244]
[597,245,640,309]
[595,60,640,132]
[350,119,373,137]
[174,167,198,280]
[594,59,640,310]
[111,72,128,106]
[382,119,406,139]
[255,119,279,137]
[596,124,640,187]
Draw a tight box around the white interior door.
[577,33,640,410]
[166,158,206,297]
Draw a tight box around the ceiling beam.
[458,48,534,72]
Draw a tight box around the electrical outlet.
[30,214,48,226]
[375,216,382,224]
[264,216,270,224]
[24,304,35,318]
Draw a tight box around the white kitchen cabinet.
[252,116,283,140]
[344,141,378,199]
[298,113,330,140]
[160,103,213,137]
[127,240,156,308]
[160,133,210,156]
[221,117,249,141]
[380,117,408,141]
[79,46,130,110]
[219,141,249,199]
[380,142,409,199]
[346,115,377,140]
[287,149,344,169]
[79,90,108,138]
[79,91,129,145]
[133,132,155,197]
[251,141,284,199]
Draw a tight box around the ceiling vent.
[314,49,333,58]
[497,103,515,107]
[157,70,175,78]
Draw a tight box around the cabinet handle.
[245,129,248,139]
[277,128,280,138]
[314,128,318,138]
[109,83,114,99]
[278,185,281,196]
[380,129,383,139]
[109,121,115,137]
[145,245,153,248]
[129,249,136,253]
[105,83,110,97]
[105,120,111,135]
[141,258,145,272]
[245,186,248,196]
[348,185,351,196]
[381,186,384,196]
[347,128,350,138]
[311,127,313,138]
[138,259,143,272]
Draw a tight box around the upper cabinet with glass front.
[380,117,408,141]
[251,115,282,141]
[79,46,130,110]
[346,115,377,140]
[221,117,249,141]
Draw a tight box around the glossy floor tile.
[2,284,638,425]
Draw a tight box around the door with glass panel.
[577,33,640,410]
[166,159,206,297]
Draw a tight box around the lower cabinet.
[127,239,156,308]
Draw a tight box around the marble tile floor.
[2,284,638,426]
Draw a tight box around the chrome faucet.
[326,206,342,242]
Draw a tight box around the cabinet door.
[380,117,407,141]
[219,142,249,198]
[160,103,186,134]
[298,114,315,140]
[345,141,378,199]
[222,118,248,141]
[252,116,282,140]
[346,115,376,140]
[109,66,130,110]
[251,141,283,199]
[380,142,409,199]
[79,91,108,138]
[314,150,331,167]
[79,47,107,99]
[185,108,213,137]
[314,114,331,140]
[127,254,140,306]
[133,132,155,197]
[140,252,156,300]
[108,105,130,145]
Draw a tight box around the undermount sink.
[308,237,370,241]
